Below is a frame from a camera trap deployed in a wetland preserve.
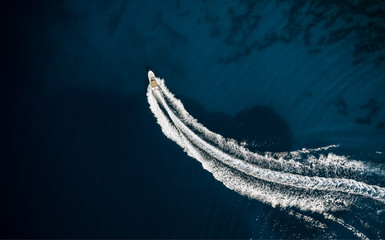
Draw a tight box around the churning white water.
[147,72,385,239]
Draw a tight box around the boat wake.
[146,73,385,239]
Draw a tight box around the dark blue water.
[2,0,385,238]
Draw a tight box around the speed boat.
[148,70,159,90]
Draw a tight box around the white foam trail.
[147,88,183,144]
[159,80,385,180]
[150,88,344,212]
[151,83,385,205]
[147,76,385,239]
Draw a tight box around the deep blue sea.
[2,0,385,239]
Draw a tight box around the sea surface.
[2,0,385,239]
